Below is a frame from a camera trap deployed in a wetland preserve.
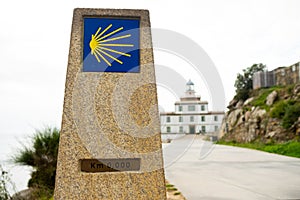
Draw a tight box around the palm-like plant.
[13,127,60,197]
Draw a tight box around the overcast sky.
[1,0,300,154]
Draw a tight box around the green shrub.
[286,84,296,95]
[282,103,300,129]
[234,63,266,101]
[13,127,60,199]
[270,100,299,129]
[270,101,288,119]
[270,100,295,118]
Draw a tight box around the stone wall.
[253,62,300,89]
[274,63,300,86]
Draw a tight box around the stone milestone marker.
[54,8,167,200]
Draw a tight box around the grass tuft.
[217,140,300,158]
[174,192,181,195]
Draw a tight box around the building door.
[189,125,195,134]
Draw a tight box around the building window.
[179,126,183,133]
[214,126,218,131]
[179,106,182,111]
[179,116,183,122]
[190,116,194,122]
[201,116,205,122]
[214,115,218,121]
[201,105,205,111]
[167,127,171,133]
[188,105,195,111]
[201,126,206,133]
[166,117,170,123]
[292,65,296,72]
[281,69,285,76]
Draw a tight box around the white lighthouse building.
[160,80,224,134]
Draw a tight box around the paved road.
[163,135,300,200]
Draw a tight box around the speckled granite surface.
[54,8,166,200]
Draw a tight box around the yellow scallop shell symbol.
[89,24,133,66]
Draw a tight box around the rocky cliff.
[219,84,300,143]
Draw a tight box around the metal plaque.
[80,158,141,172]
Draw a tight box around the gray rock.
[252,107,266,119]
[266,131,277,138]
[235,100,244,108]
[12,188,35,200]
[227,98,238,109]
[227,109,243,128]
[245,111,251,121]
[243,97,254,106]
[293,84,300,95]
[236,114,245,126]
[266,90,278,106]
